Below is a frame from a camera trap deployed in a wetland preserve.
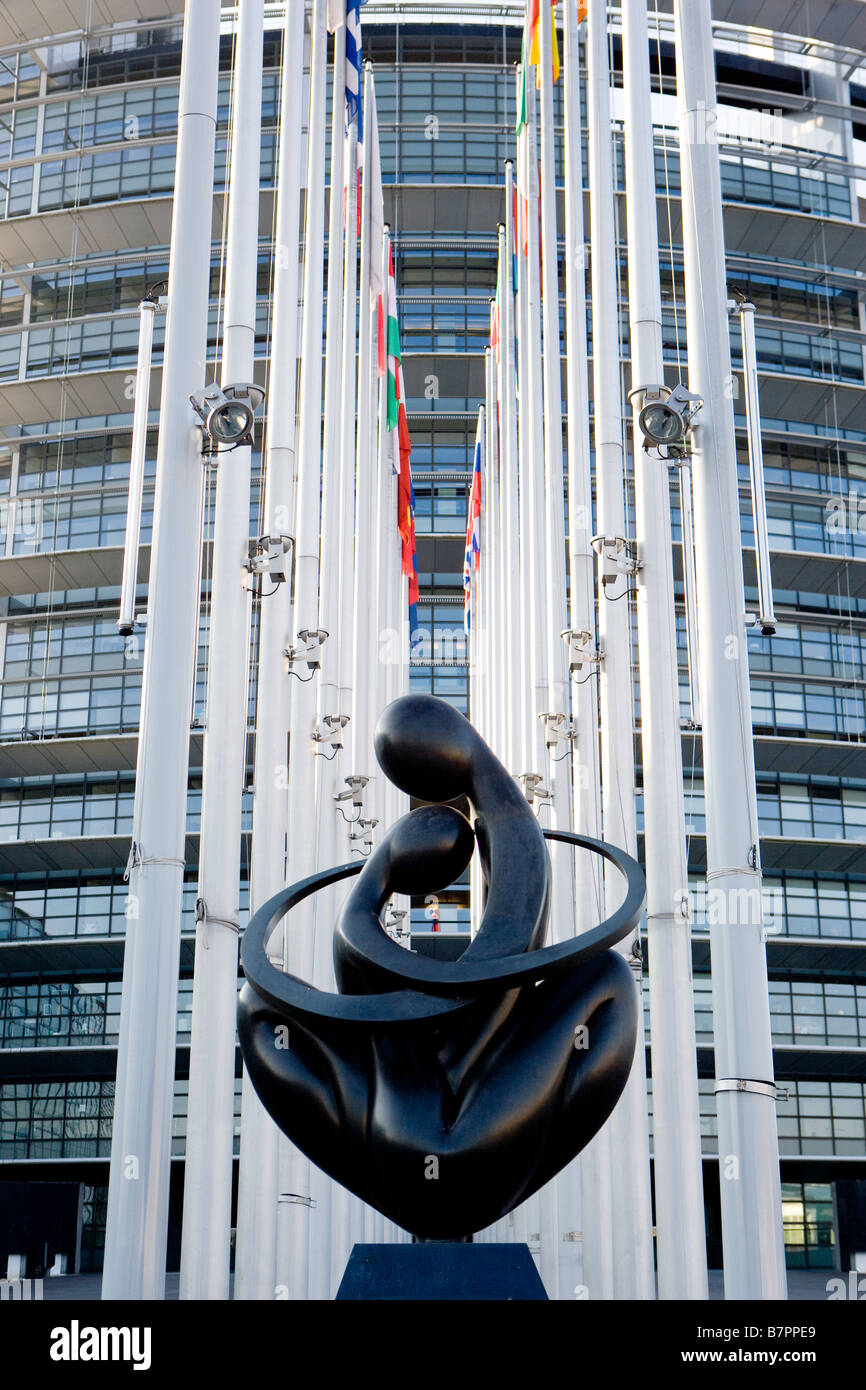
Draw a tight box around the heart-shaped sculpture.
[238,694,643,1239]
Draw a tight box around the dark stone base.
[335,1242,548,1300]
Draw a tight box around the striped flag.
[327,0,367,137]
[517,0,563,131]
[395,363,420,639]
[384,237,420,639]
[463,414,483,635]
[386,242,402,435]
[363,75,387,374]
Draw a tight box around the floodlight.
[190,382,265,450]
[638,384,703,448]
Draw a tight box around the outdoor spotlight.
[638,384,703,449]
[190,382,265,451]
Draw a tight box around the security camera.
[190,382,265,451]
[638,384,703,449]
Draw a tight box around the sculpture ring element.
[240,828,644,1032]
[238,694,645,1238]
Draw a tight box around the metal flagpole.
[329,63,364,1292]
[370,223,392,1247]
[180,0,264,1302]
[468,406,485,936]
[234,0,307,1302]
[622,0,708,1301]
[307,10,349,1301]
[484,346,496,762]
[485,332,503,763]
[373,225,393,843]
[498,181,521,776]
[560,0,601,1303]
[351,63,384,868]
[585,0,655,1301]
[673,0,787,1300]
[348,66,384,1245]
[536,0,578,1301]
[508,60,545,1257]
[117,294,159,638]
[277,0,329,1301]
[519,75,548,823]
[102,0,221,1301]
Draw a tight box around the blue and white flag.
[327,0,366,138]
[346,0,365,138]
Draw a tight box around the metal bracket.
[284,627,328,673]
[539,711,576,752]
[349,816,378,851]
[517,772,551,806]
[245,533,293,585]
[561,627,600,675]
[313,713,349,752]
[278,1193,316,1209]
[590,534,639,586]
[627,382,667,408]
[714,1078,777,1101]
[384,905,409,939]
[334,774,369,808]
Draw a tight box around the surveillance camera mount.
[561,628,601,675]
[517,771,551,806]
[591,535,639,587]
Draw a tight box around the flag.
[463,415,483,635]
[346,0,365,138]
[517,0,560,126]
[394,362,420,639]
[386,242,402,432]
[327,0,367,138]
[384,241,419,639]
[363,73,387,374]
[490,277,500,362]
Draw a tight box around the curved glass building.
[0,0,865,1285]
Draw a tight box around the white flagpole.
[536,0,578,1302]
[561,0,601,1303]
[673,0,787,1300]
[370,224,392,1248]
[350,63,383,1249]
[102,0,220,1301]
[328,86,364,1293]
[117,296,158,638]
[373,225,393,840]
[585,0,656,1301]
[485,331,503,764]
[498,185,521,777]
[519,77,547,800]
[352,63,383,853]
[307,11,349,1301]
[179,0,264,1303]
[276,0,329,1302]
[469,406,485,936]
[484,346,497,762]
[508,64,545,1258]
[622,0,708,1300]
[234,0,307,1303]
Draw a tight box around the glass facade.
[0,5,864,1279]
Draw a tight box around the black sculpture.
[238,694,644,1239]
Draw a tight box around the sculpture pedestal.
[335,1243,548,1301]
